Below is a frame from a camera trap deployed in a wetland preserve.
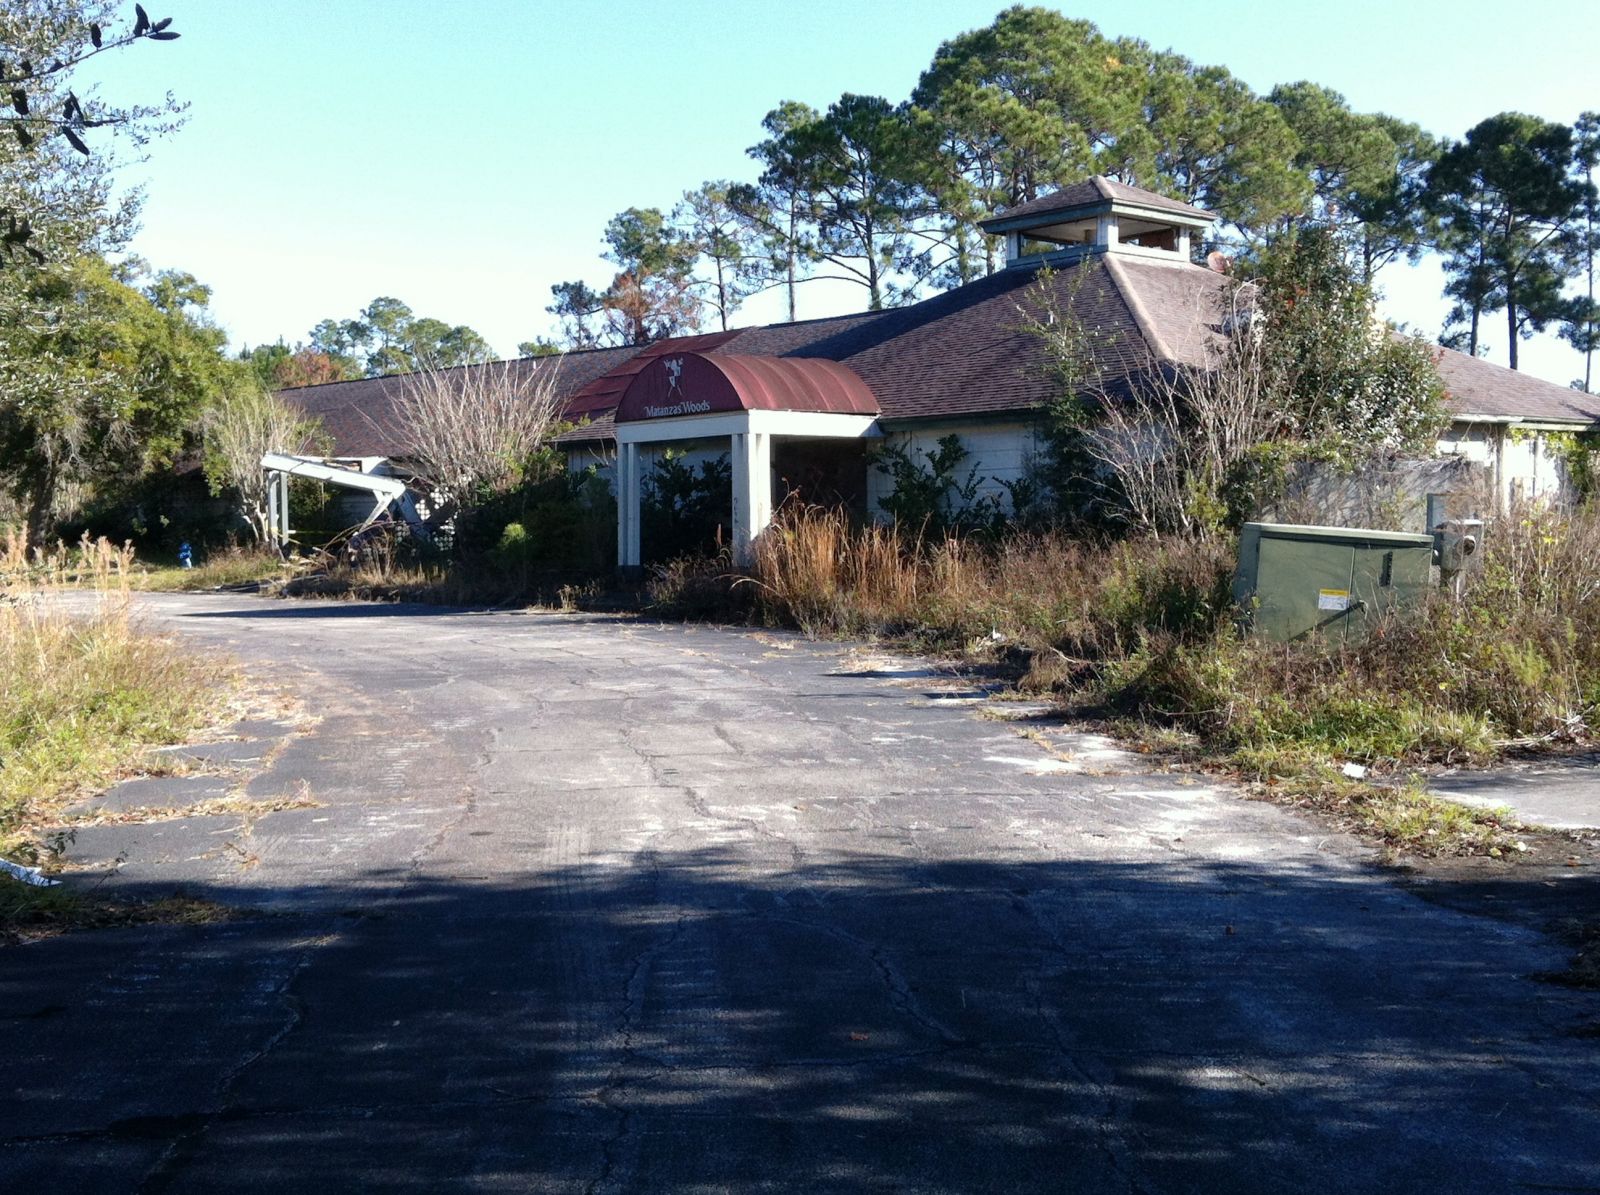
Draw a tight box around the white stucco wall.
[1436,420,1580,512]
[565,443,616,488]
[864,421,1041,519]
[1503,430,1569,505]
[570,413,1589,536]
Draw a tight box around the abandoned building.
[275,176,1600,563]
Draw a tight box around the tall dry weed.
[0,532,135,592]
[677,501,1600,768]
[752,508,921,633]
[748,506,1234,650]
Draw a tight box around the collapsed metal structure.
[258,453,419,549]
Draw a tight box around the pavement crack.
[623,715,807,868]
[406,779,477,877]
[762,913,966,1046]
[985,885,1154,1194]
[680,784,804,865]
[587,896,692,1195]
[132,925,332,1194]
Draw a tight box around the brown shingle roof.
[285,254,1598,460]
[297,258,1234,453]
[807,259,1162,419]
[278,346,641,457]
[557,408,616,446]
[1433,347,1600,423]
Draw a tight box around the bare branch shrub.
[201,382,325,543]
[1024,271,1276,537]
[1024,227,1445,537]
[391,358,565,511]
[1076,284,1276,536]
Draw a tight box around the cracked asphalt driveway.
[3,593,1598,1193]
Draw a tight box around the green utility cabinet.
[1234,522,1435,643]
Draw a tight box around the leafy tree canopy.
[0,255,240,541]
[1,2,184,268]
[284,296,497,378]
[548,207,703,346]
[1426,112,1592,368]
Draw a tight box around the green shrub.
[1096,632,1242,732]
[642,452,732,563]
[489,470,616,573]
[871,434,1005,535]
[460,466,616,575]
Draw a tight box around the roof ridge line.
[1101,254,1174,364]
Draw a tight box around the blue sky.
[92,0,1600,386]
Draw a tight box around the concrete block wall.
[1263,455,1490,533]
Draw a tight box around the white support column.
[1096,213,1119,249]
[730,431,772,567]
[617,442,642,569]
[750,432,772,544]
[277,470,292,547]
[1177,227,1192,259]
[266,471,281,548]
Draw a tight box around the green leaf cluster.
[1244,224,1448,454]
[640,451,732,563]
[0,256,242,541]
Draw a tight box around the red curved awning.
[614,352,879,424]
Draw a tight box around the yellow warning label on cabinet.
[1317,588,1351,612]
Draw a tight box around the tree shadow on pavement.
[3,849,1598,1193]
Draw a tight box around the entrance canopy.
[612,353,882,568]
[616,352,879,423]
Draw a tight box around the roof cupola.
[978,176,1215,268]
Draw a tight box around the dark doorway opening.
[773,439,871,520]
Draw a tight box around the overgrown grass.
[136,545,288,592]
[0,540,234,862]
[1228,765,1527,857]
[0,883,235,946]
[1096,504,1600,770]
[0,527,139,589]
[653,505,1233,653]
